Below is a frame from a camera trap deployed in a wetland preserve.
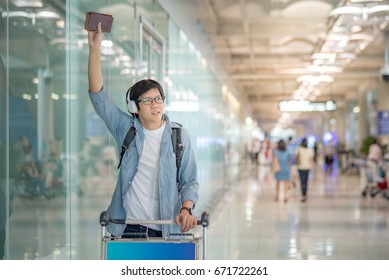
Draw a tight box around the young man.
[87,23,199,238]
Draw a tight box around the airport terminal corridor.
[2,0,389,262]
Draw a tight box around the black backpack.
[117,122,183,191]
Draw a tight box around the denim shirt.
[89,87,199,237]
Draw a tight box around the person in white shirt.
[295,138,314,202]
[367,138,382,183]
[367,138,382,163]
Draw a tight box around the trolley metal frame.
[99,211,209,260]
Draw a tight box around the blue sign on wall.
[106,241,197,260]
[378,110,389,135]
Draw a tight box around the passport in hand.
[85,12,114,33]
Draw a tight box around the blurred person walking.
[295,138,314,202]
[324,140,336,175]
[272,139,291,203]
[250,138,261,165]
[287,136,298,188]
[367,137,383,184]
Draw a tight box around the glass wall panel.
[1,6,9,260]
[164,20,241,213]
[69,0,141,259]
[1,0,70,259]
[67,0,170,259]
[140,18,164,81]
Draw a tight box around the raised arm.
[88,22,104,93]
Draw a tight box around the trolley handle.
[99,211,209,227]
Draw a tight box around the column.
[376,82,389,146]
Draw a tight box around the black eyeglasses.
[137,96,165,105]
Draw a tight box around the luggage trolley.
[99,211,210,260]
[361,159,388,198]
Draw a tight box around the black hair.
[301,138,308,148]
[278,139,286,151]
[126,79,165,111]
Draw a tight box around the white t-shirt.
[368,143,382,162]
[124,122,165,230]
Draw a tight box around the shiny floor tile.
[207,164,389,260]
[5,162,389,260]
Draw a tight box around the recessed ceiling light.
[350,0,382,2]
[36,11,61,19]
[351,25,362,32]
[12,0,43,8]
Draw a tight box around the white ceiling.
[2,0,389,134]
[160,0,389,132]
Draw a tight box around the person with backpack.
[87,23,199,238]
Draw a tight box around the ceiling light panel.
[12,0,43,8]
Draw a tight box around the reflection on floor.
[207,163,389,260]
[6,162,389,260]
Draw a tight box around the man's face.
[136,88,165,125]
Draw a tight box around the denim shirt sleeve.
[88,86,134,237]
[88,86,132,141]
[178,126,199,207]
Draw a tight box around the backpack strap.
[117,124,136,169]
[171,123,183,192]
[118,121,184,193]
